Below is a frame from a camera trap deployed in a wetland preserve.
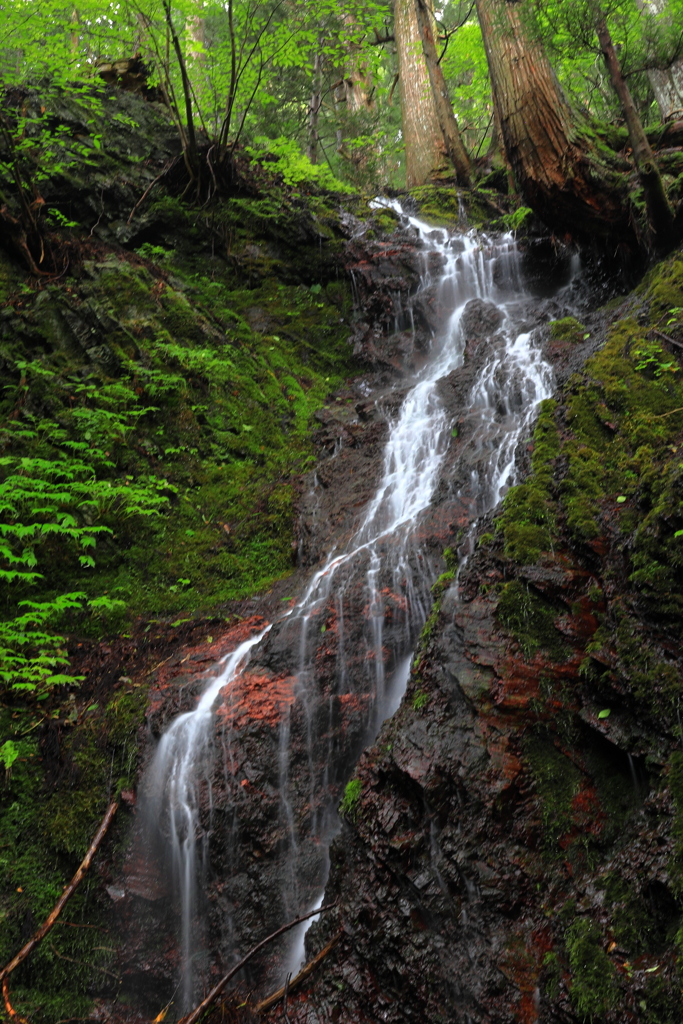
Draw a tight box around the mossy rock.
[549,316,587,343]
[497,580,568,662]
[409,185,463,227]
[565,918,618,1017]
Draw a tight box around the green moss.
[565,917,618,1018]
[373,209,400,233]
[409,185,464,227]
[442,546,458,571]
[638,973,683,1024]
[646,258,683,317]
[0,226,359,621]
[497,580,568,662]
[601,870,670,956]
[496,399,559,563]
[524,732,583,852]
[0,688,143,1022]
[550,316,587,343]
[420,570,455,643]
[339,778,362,822]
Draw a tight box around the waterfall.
[140,200,575,1011]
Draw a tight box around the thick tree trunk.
[413,0,471,186]
[394,0,449,186]
[636,0,683,120]
[475,0,632,244]
[593,8,674,247]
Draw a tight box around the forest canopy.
[1,0,682,192]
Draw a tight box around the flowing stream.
[142,201,574,1011]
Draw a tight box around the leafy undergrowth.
[0,212,358,634]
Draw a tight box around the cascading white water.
[279,201,558,971]
[143,198,571,1009]
[143,626,271,1009]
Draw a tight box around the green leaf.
[0,740,19,771]
[616,496,627,503]
[598,708,611,719]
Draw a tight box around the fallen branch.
[651,328,683,351]
[469,187,508,218]
[254,931,342,1015]
[178,902,337,1024]
[0,802,118,986]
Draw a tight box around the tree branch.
[0,802,118,985]
[178,902,338,1024]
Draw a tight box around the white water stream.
[143,200,571,1011]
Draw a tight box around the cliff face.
[283,261,683,1024]
[3,81,683,1024]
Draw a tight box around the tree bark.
[413,0,471,186]
[308,46,323,165]
[475,0,633,244]
[394,0,449,185]
[593,6,674,247]
[635,0,683,120]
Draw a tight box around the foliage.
[247,135,353,191]
[339,777,362,820]
[0,371,173,692]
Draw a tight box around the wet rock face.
[113,217,597,1015]
[264,276,683,1022]
[275,541,683,1023]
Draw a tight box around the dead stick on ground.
[0,802,118,987]
[178,902,338,1024]
[651,328,683,351]
[255,931,342,1015]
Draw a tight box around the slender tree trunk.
[593,7,674,246]
[475,0,632,244]
[413,0,471,186]
[394,0,449,186]
[161,0,198,178]
[308,46,323,165]
[635,0,683,120]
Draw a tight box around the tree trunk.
[394,0,449,186]
[593,7,674,247]
[308,46,323,165]
[474,0,633,244]
[413,0,471,186]
[635,0,683,120]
